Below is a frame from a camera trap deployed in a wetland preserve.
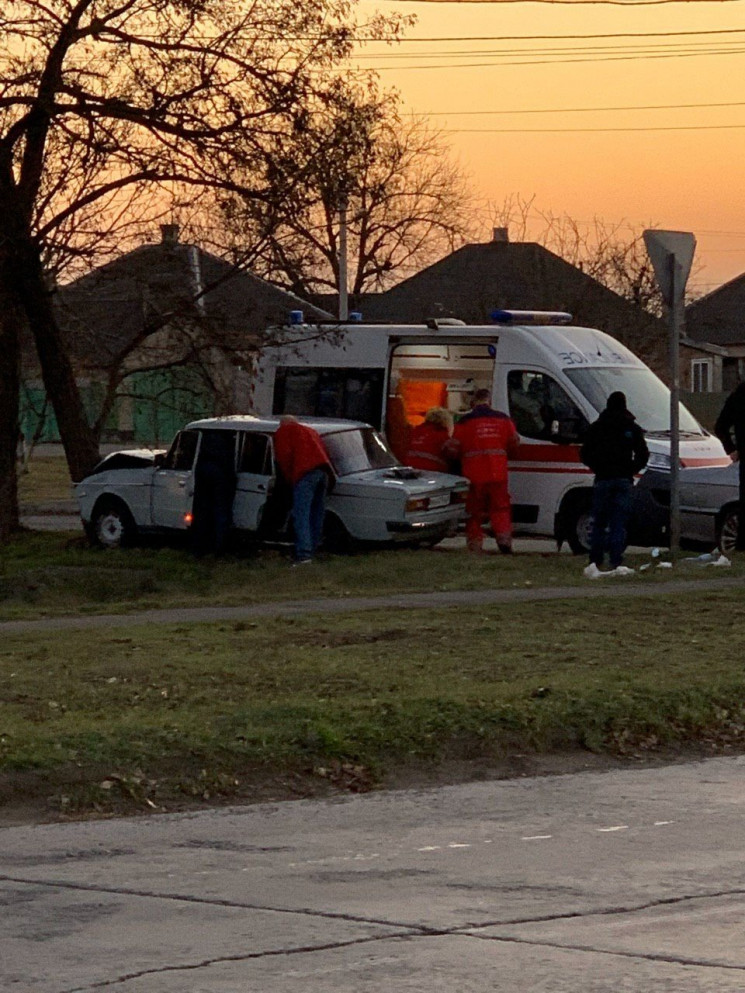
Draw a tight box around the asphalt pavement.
[3,755,745,991]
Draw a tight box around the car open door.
[151,429,199,529]
[233,432,279,533]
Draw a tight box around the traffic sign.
[642,230,696,307]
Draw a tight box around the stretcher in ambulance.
[251,311,728,551]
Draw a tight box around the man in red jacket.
[273,416,333,564]
[446,389,520,554]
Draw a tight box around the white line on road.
[597,825,629,833]
[521,834,553,841]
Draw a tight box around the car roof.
[184,414,370,435]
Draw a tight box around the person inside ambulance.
[405,407,454,473]
[444,389,521,554]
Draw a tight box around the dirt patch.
[1,745,739,829]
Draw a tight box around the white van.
[251,311,729,551]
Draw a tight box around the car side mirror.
[154,452,166,468]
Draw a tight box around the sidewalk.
[1,576,741,634]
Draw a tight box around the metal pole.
[669,253,681,559]
[338,199,348,321]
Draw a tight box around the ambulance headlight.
[647,452,671,471]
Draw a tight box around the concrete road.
[3,756,745,991]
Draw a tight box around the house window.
[691,359,712,393]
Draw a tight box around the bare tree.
[0,0,407,540]
[206,83,475,301]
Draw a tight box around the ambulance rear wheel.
[563,493,593,555]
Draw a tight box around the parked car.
[76,416,469,551]
[635,460,740,553]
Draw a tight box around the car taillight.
[184,512,193,525]
[406,496,430,512]
[450,489,468,504]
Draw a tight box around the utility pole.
[338,198,348,321]
[643,229,696,559]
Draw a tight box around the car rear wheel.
[717,505,739,555]
[91,500,136,549]
[323,514,354,554]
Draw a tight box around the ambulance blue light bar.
[490,310,573,326]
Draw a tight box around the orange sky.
[359,0,745,295]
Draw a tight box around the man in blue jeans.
[273,416,334,564]
[580,391,649,578]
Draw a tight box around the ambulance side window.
[508,371,588,442]
[274,368,384,428]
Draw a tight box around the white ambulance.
[251,311,729,551]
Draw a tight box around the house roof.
[685,271,745,347]
[350,241,664,357]
[53,234,333,370]
[360,241,655,322]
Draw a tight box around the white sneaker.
[583,563,603,579]
[610,565,635,576]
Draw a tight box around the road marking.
[447,843,471,849]
[418,846,441,852]
[654,820,673,826]
[521,834,553,841]
[597,825,629,833]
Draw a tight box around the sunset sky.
[358,0,745,296]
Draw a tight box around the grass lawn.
[2,530,740,622]
[18,456,74,508]
[2,588,745,820]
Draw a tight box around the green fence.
[20,369,213,446]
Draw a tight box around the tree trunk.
[0,278,22,543]
[14,242,100,481]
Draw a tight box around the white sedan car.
[76,415,468,551]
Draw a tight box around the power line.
[372,0,744,5]
[352,41,745,59]
[442,122,745,131]
[351,45,745,70]
[418,99,745,115]
[357,28,745,42]
[352,40,745,58]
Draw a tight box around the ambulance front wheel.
[562,492,593,555]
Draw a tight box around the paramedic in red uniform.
[273,416,334,564]
[405,407,454,472]
[446,389,520,554]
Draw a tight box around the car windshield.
[322,428,398,476]
[564,367,704,436]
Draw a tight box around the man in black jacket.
[715,381,745,551]
[580,391,649,577]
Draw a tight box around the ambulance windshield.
[565,367,704,435]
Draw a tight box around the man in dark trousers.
[580,391,649,578]
[715,382,745,551]
[273,416,333,564]
[445,388,520,554]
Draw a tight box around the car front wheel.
[91,500,136,549]
[717,505,739,555]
